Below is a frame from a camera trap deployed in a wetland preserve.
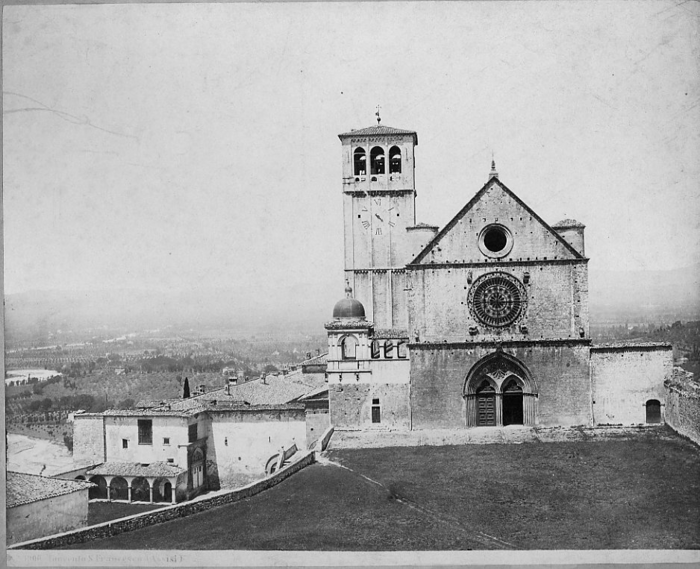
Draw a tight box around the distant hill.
[5,264,700,342]
[4,280,342,342]
[589,263,700,324]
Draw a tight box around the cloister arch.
[89,475,107,500]
[464,352,538,427]
[109,476,128,501]
[131,477,150,502]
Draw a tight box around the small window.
[167,458,174,463]
[188,423,198,443]
[397,341,408,359]
[138,420,153,445]
[370,340,381,359]
[163,437,170,445]
[122,439,128,449]
[341,336,358,360]
[384,340,394,359]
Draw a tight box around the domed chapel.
[324,119,672,430]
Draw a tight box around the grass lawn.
[65,427,700,550]
[88,502,164,526]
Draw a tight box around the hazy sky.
[4,1,699,297]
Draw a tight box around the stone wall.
[10,451,316,550]
[72,414,105,465]
[408,261,588,343]
[305,408,330,449]
[664,370,700,445]
[590,344,672,425]
[409,341,592,428]
[206,408,307,488]
[7,489,90,546]
[330,382,410,430]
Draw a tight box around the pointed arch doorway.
[464,352,537,427]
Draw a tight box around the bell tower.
[337,114,418,329]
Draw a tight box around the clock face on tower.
[359,197,399,236]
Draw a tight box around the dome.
[332,297,366,319]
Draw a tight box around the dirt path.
[6,433,75,476]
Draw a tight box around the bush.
[63,434,73,452]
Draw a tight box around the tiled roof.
[297,385,329,401]
[552,219,586,228]
[216,370,327,405]
[7,472,94,508]
[87,461,186,478]
[338,124,418,142]
[300,352,328,367]
[101,408,193,418]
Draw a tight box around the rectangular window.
[138,420,153,445]
[122,439,129,449]
[163,437,170,445]
[188,423,198,443]
[372,398,381,424]
[397,341,408,359]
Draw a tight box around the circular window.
[468,272,527,328]
[478,224,513,258]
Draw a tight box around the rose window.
[468,272,527,327]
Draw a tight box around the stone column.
[148,480,154,504]
[171,478,177,504]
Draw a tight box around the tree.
[183,376,190,399]
[263,364,279,374]
[41,398,53,412]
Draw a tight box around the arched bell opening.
[353,148,366,176]
[370,147,385,175]
[389,146,402,173]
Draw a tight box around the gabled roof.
[338,125,418,144]
[409,177,585,265]
[7,472,94,508]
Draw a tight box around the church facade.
[325,122,672,430]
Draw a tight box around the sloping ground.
[63,427,700,550]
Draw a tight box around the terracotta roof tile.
[7,472,94,508]
[87,461,186,478]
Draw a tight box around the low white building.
[6,471,94,545]
[72,362,329,501]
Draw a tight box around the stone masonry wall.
[7,490,90,546]
[410,341,592,428]
[664,371,700,446]
[330,382,410,430]
[72,415,105,465]
[590,346,672,425]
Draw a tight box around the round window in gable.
[478,224,513,258]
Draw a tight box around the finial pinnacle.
[489,155,499,180]
[345,279,353,298]
[375,105,381,124]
